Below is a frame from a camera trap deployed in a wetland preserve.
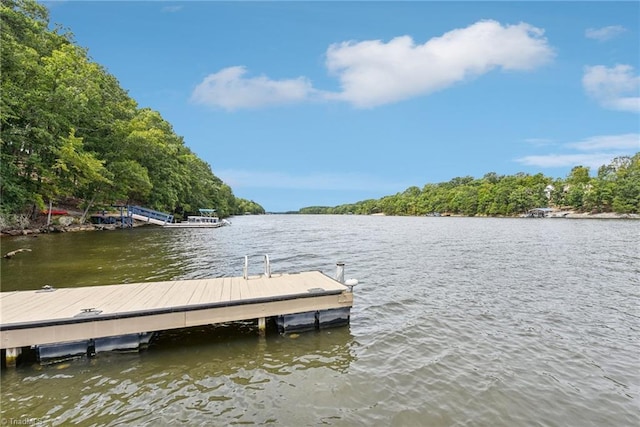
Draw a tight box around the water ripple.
[1,216,639,426]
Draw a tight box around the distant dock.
[0,258,356,366]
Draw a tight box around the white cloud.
[516,153,631,169]
[566,133,640,151]
[585,25,626,41]
[583,64,640,113]
[216,169,407,192]
[192,20,554,110]
[190,66,316,110]
[516,133,639,169]
[325,20,554,108]
[518,153,622,169]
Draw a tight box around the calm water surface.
[1,215,638,426]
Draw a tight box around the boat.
[522,208,553,218]
[162,209,230,228]
[41,209,68,216]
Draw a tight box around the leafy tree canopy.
[300,154,640,216]
[0,0,264,220]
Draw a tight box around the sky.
[45,1,639,212]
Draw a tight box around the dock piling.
[5,347,21,368]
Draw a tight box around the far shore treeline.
[299,155,640,216]
[0,0,265,228]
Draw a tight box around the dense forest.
[0,0,265,228]
[300,155,640,216]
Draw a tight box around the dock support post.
[336,262,345,284]
[258,317,266,336]
[5,347,22,368]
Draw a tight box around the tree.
[1,0,66,213]
[611,155,640,213]
[1,0,264,221]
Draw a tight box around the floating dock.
[0,258,355,366]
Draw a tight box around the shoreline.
[2,210,639,238]
[0,222,124,238]
[551,211,640,220]
[373,211,640,220]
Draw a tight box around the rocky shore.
[0,223,118,237]
[548,211,640,219]
[0,210,140,238]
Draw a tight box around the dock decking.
[0,270,354,363]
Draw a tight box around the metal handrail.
[243,254,271,279]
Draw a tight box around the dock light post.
[336,262,345,283]
[336,262,358,292]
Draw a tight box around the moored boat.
[163,209,230,228]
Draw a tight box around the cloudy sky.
[47,1,639,212]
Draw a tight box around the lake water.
[1,215,639,426]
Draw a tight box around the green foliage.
[300,155,640,216]
[0,0,264,220]
[610,155,640,213]
[54,129,111,193]
[235,198,266,215]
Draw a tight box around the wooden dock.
[0,268,354,366]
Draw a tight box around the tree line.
[0,0,265,226]
[299,155,640,216]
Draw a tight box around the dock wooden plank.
[186,280,210,306]
[59,284,145,315]
[107,282,161,313]
[246,279,269,300]
[0,288,82,322]
[46,285,128,317]
[0,292,43,321]
[100,284,149,312]
[238,278,252,300]
[195,279,222,305]
[229,277,242,301]
[0,271,353,349]
[263,274,301,296]
[3,285,112,322]
[183,280,206,305]
[219,277,232,302]
[230,278,242,299]
[0,293,36,321]
[141,281,181,310]
[146,281,186,310]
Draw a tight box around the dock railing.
[244,254,271,279]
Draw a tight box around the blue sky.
[46,1,639,212]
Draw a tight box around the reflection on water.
[2,323,356,425]
[1,215,639,426]
[0,228,192,290]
